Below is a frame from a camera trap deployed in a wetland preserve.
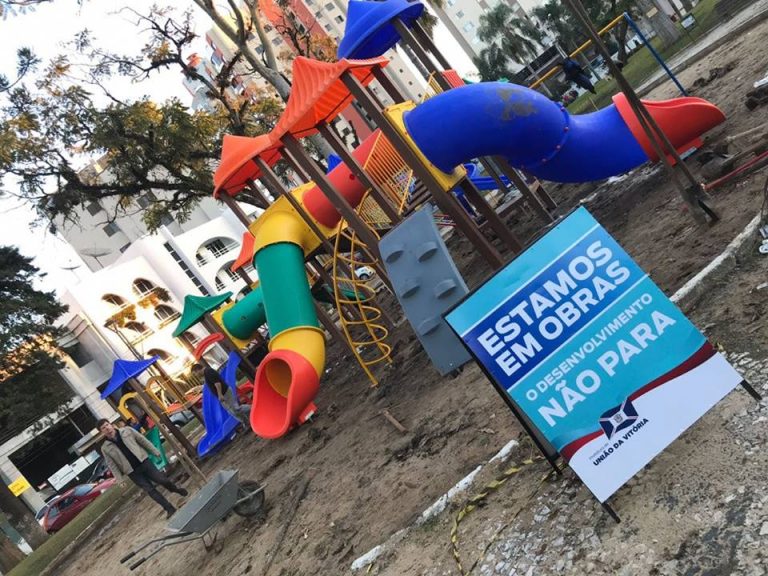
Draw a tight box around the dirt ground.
[58,15,768,576]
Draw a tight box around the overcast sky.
[0,0,475,294]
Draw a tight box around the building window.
[86,201,101,216]
[315,10,322,17]
[324,2,333,10]
[160,213,174,226]
[324,23,332,31]
[335,15,344,23]
[153,305,181,327]
[472,36,481,44]
[163,242,209,296]
[456,10,464,18]
[215,278,225,292]
[243,262,255,274]
[197,238,237,264]
[124,321,152,342]
[103,222,121,237]
[147,349,175,364]
[132,278,156,296]
[136,192,157,209]
[102,294,126,308]
[271,36,282,46]
[463,22,475,32]
[180,331,200,347]
[447,0,456,5]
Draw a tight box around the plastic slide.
[221,131,381,439]
[196,352,243,458]
[463,163,509,192]
[220,85,724,440]
[403,83,724,183]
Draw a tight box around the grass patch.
[568,0,721,114]
[8,483,134,576]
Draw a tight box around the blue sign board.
[445,207,742,501]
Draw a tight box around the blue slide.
[196,352,242,458]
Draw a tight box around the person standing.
[97,419,188,518]
[191,363,251,424]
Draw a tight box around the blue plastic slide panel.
[379,204,471,375]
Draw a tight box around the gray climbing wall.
[380,204,471,375]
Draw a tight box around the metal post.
[562,0,715,223]
[317,122,401,223]
[342,71,504,269]
[624,13,687,96]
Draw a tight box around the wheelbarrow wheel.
[233,480,265,518]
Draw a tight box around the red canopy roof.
[213,56,388,198]
[231,231,256,273]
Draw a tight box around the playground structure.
[94,0,727,448]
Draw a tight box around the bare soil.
[58,16,768,576]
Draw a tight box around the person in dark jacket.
[561,57,596,94]
[191,363,250,424]
[98,419,187,518]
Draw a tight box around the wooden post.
[125,379,206,482]
[458,179,522,253]
[411,20,453,70]
[493,157,554,223]
[280,133,395,291]
[342,71,504,269]
[220,194,254,228]
[317,122,401,223]
[124,377,198,459]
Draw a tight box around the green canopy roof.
[172,292,232,337]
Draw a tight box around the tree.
[477,3,544,69]
[0,246,68,552]
[0,7,284,232]
[0,0,50,19]
[473,44,515,82]
[0,481,47,549]
[0,529,25,573]
[638,0,681,47]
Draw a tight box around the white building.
[432,0,531,61]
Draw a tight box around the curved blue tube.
[404,83,649,183]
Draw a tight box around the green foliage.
[0,7,284,232]
[0,246,72,436]
[474,3,544,81]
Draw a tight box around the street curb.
[38,486,139,576]
[349,212,765,573]
[638,7,768,97]
[350,440,519,571]
[671,212,763,310]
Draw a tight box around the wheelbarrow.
[120,470,265,571]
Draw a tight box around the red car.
[42,479,116,534]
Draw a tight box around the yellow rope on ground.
[450,458,564,576]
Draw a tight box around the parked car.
[354,265,375,281]
[35,504,51,527]
[41,479,116,534]
[169,409,195,426]
[86,458,113,484]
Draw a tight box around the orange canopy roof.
[213,56,388,198]
[213,134,282,198]
[271,56,389,141]
[231,231,256,273]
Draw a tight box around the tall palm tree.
[473,43,515,82]
[477,3,544,69]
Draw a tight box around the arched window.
[132,278,156,296]
[179,331,200,348]
[153,305,180,323]
[124,321,152,342]
[147,349,174,364]
[102,294,126,308]
[215,261,240,289]
[235,289,248,302]
[215,277,225,292]
[195,237,238,265]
